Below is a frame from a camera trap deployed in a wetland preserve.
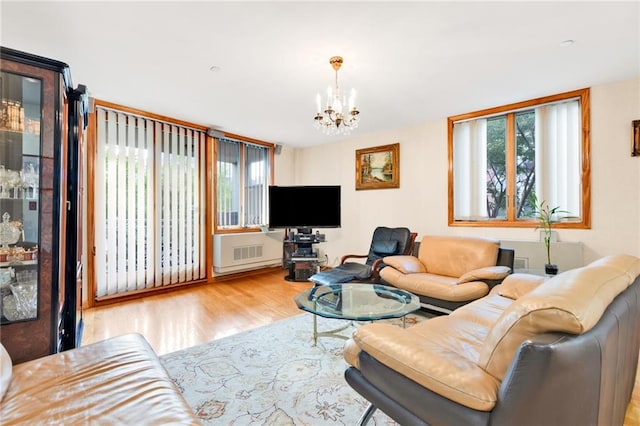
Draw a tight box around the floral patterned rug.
[161,312,428,425]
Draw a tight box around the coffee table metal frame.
[294,283,420,345]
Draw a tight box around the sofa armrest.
[353,323,500,411]
[457,266,511,284]
[383,255,427,274]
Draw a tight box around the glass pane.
[0,70,42,323]
[243,145,267,226]
[486,116,507,219]
[515,110,537,218]
[216,139,240,227]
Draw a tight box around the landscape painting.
[355,143,400,190]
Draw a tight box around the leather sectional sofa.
[344,254,640,425]
[380,236,514,313]
[0,333,199,424]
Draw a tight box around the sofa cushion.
[449,294,513,328]
[497,273,548,299]
[380,268,489,302]
[0,333,199,424]
[418,236,500,278]
[383,255,427,274]
[478,264,634,380]
[351,319,501,411]
[0,343,11,402]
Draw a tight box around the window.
[93,105,207,298]
[448,88,590,228]
[215,137,272,231]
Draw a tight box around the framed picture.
[355,143,400,190]
[633,120,640,157]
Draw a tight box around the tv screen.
[268,185,341,230]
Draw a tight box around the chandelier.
[313,56,360,136]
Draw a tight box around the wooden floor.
[82,268,640,425]
[82,268,313,355]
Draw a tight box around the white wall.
[278,77,640,267]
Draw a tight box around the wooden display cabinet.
[0,47,86,363]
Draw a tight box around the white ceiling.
[1,1,638,148]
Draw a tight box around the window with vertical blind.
[94,107,206,298]
[448,88,590,228]
[215,137,270,230]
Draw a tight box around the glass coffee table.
[294,283,420,345]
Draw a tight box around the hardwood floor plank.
[82,269,311,355]
[81,269,640,425]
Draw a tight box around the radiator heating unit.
[213,231,284,275]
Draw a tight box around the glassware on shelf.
[7,169,21,198]
[0,267,15,288]
[9,282,37,320]
[0,165,39,199]
[0,212,23,248]
[0,99,25,132]
[22,164,38,199]
[0,166,7,198]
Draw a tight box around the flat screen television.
[268,185,341,231]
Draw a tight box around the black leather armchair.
[309,227,416,285]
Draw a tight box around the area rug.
[161,312,428,425]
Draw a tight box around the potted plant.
[533,197,567,275]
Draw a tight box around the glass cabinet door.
[0,70,41,323]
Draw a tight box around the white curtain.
[95,108,206,298]
[534,100,581,217]
[453,119,488,219]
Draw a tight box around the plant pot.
[545,264,558,275]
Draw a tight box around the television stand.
[283,229,326,282]
[286,251,319,282]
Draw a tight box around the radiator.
[213,231,284,275]
[500,238,584,272]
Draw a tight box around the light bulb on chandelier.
[313,56,360,136]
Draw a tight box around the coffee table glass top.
[295,283,420,321]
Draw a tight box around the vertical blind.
[453,118,488,219]
[94,108,206,297]
[534,101,581,217]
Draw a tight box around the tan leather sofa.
[380,236,514,313]
[0,333,200,425]
[345,254,640,425]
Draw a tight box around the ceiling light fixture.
[313,56,360,136]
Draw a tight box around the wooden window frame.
[447,88,591,228]
[212,131,275,234]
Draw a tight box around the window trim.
[447,88,591,228]
[213,131,275,234]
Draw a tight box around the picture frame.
[355,142,400,190]
[633,120,640,157]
